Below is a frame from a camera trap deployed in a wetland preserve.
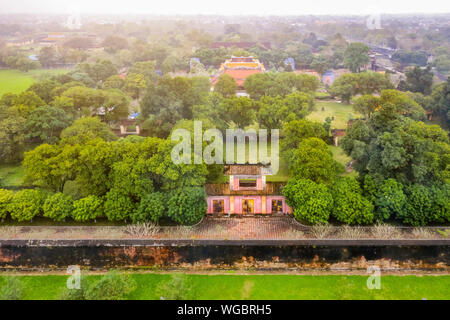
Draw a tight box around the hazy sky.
[1,0,449,15]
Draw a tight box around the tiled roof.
[224,69,262,86]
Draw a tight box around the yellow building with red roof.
[212,56,265,89]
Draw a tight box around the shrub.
[43,193,73,221]
[104,189,136,222]
[156,275,194,300]
[371,223,402,239]
[72,196,104,222]
[373,179,406,221]
[331,178,374,225]
[84,271,136,300]
[60,276,89,300]
[125,223,160,238]
[8,189,47,222]
[400,184,432,226]
[0,189,14,220]
[167,187,207,225]
[132,192,166,223]
[429,183,450,223]
[283,178,333,225]
[0,277,23,300]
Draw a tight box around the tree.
[8,189,47,222]
[104,189,136,222]
[329,73,357,103]
[8,91,46,117]
[24,106,72,144]
[60,117,118,144]
[161,55,186,74]
[244,73,319,100]
[0,109,26,164]
[84,271,136,300]
[357,72,393,94]
[156,275,195,300]
[288,138,343,185]
[140,76,209,137]
[129,61,158,83]
[373,178,406,222]
[281,119,329,152]
[167,187,207,225]
[311,55,331,76]
[214,74,238,98]
[102,89,130,122]
[43,192,73,221]
[102,36,129,53]
[283,178,333,225]
[331,177,374,225]
[257,96,286,129]
[89,59,118,83]
[429,183,450,224]
[402,66,434,95]
[0,277,23,300]
[341,101,448,186]
[124,73,146,99]
[218,96,255,128]
[344,42,370,73]
[72,196,104,222]
[432,77,450,127]
[400,184,433,226]
[39,46,58,68]
[23,143,79,192]
[353,95,380,119]
[133,192,166,223]
[104,75,125,90]
[0,189,14,220]
[28,80,59,104]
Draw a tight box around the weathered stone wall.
[0,240,449,271]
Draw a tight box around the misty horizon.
[1,0,449,16]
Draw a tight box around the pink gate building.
[206,164,291,215]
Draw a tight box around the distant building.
[284,58,295,71]
[37,32,65,46]
[322,70,335,86]
[212,56,265,89]
[6,38,34,47]
[210,42,271,49]
[295,69,320,79]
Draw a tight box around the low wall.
[0,240,449,271]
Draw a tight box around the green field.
[0,69,68,98]
[0,274,448,300]
[308,101,362,129]
[329,145,358,178]
[0,164,25,187]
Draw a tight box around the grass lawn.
[0,164,25,187]
[0,69,68,98]
[308,100,362,129]
[1,274,449,300]
[329,145,358,178]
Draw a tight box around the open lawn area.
[308,100,362,129]
[0,274,448,300]
[0,69,69,98]
[0,164,25,187]
[330,146,358,178]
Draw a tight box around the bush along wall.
[0,187,207,226]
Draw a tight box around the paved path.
[0,216,303,240]
[195,216,303,239]
[0,217,445,240]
